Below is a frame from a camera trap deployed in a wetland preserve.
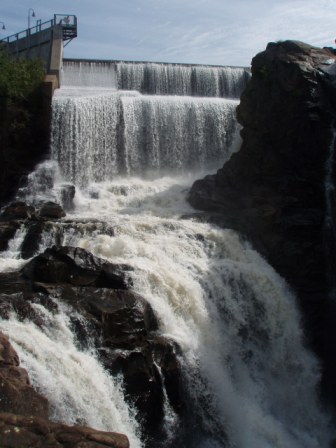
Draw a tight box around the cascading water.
[62,60,250,97]
[0,60,334,447]
[51,90,239,186]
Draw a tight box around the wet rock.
[0,271,29,295]
[0,332,49,417]
[0,412,129,448]
[40,285,158,347]
[38,201,66,219]
[22,246,133,289]
[103,336,183,443]
[0,201,35,221]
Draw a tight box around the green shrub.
[0,46,45,100]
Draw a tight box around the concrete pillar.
[49,25,63,87]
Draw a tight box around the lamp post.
[0,21,5,31]
[28,8,35,29]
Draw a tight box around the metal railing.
[1,14,77,43]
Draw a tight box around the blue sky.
[1,0,335,66]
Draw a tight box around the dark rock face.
[188,41,336,404]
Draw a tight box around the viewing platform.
[1,14,77,46]
[0,14,77,87]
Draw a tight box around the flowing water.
[61,60,250,97]
[0,61,333,447]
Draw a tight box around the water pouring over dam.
[0,59,334,448]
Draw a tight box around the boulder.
[22,246,133,289]
[38,201,66,219]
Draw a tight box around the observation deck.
[1,14,77,46]
[0,14,77,87]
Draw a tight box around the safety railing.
[1,14,77,43]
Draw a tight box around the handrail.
[0,14,77,43]
[1,18,54,43]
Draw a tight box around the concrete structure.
[1,14,77,86]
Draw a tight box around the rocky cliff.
[188,40,336,405]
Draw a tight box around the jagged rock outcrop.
[188,40,336,404]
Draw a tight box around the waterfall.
[115,62,249,98]
[51,91,239,186]
[60,60,118,89]
[1,59,334,447]
[62,60,250,98]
